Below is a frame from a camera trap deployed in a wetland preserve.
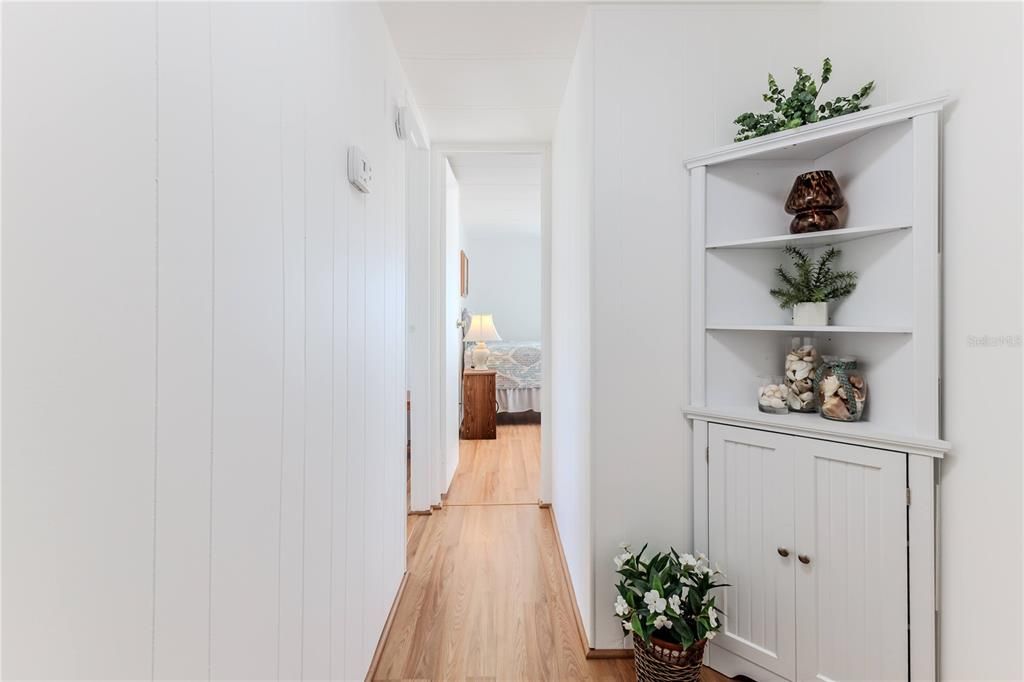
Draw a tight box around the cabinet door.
[794,439,908,682]
[708,424,796,681]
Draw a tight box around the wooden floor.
[375,424,730,681]
[445,423,540,505]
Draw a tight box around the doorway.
[447,150,543,504]
[406,144,552,515]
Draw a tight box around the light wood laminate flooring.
[374,424,730,681]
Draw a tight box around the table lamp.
[464,314,502,369]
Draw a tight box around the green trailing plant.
[770,246,858,309]
[734,58,875,142]
[613,545,728,648]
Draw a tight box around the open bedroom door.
[441,159,463,491]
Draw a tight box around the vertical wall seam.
[276,93,286,682]
[340,138,352,682]
[328,150,336,682]
[150,4,161,679]
[299,93,308,682]
[206,4,217,678]
[361,193,368,664]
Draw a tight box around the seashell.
[788,393,802,410]
[795,367,810,380]
[759,396,771,406]
[799,391,814,402]
[793,360,808,371]
[803,355,815,362]
[794,379,811,393]
[787,354,800,364]
[769,397,786,409]
[821,375,840,397]
[822,396,851,420]
[837,387,846,400]
[850,375,864,390]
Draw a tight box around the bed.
[480,341,542,413]
[460,309,541,413]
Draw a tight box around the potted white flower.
[613,545,727,682]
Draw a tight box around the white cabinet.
[707,424,909,682]
[684,97,950,680]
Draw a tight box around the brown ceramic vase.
[785,170,845,234]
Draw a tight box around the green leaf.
[734,58,873,140]
[630,613,643,638]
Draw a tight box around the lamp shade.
[464,314,502,343]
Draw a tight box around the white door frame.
[404,109,434,514]
[426,142,553,505]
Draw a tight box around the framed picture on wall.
[460,250,469,297]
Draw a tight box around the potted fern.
[770,246,858,326]
[614,546,727,682]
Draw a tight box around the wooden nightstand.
[461,369,496,440]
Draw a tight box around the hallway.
[375,423,634,680]
[374,425,728,681]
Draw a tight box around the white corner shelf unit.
[684,96,950,682]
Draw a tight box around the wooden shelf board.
[707,324,912,334]
[706,223,911,250]
[683,405,949,458]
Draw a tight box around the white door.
[708,424,797,681]
[794,439,908,682]
[442,159,462,488]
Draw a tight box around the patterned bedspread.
[483,342,542,390]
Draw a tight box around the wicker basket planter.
[632,634,706,682]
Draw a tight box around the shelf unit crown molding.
[684,93,950,169]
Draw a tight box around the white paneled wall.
[553,4,819,649]
[463,228,541,341]
[3,3,414,679]
[817,4,1023,678]
[550,10,595,645]
[553,2,1022,669]
[3,4,158,678]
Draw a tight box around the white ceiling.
[448,152,542,233]
[380,2,587,143]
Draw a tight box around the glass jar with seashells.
[815,356,867,422]
[758,375,789,415]
[785,336,819,413]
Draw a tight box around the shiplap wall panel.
[382,20,410,638]
[3,3,412,678]
[208,4,286,677]
[278,5,310,679]
[301,4,338,677]
[153,4,214,679]
[328,6,355,679]
[2,4,157,679]
[360,8,391,662]
[344,181,370,682]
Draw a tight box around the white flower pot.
[792,302,829,326]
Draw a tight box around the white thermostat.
[347,146,372,193]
